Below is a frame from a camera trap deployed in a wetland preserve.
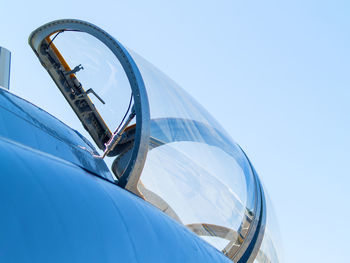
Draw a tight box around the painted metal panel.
[0,88,114,181]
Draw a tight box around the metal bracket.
[64,64,84,75]
[95,106,135,159]
[85,88,105,104]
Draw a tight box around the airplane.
[0,19,280,262]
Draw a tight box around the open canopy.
[29,19,280,263]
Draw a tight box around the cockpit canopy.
[29,19,281,263]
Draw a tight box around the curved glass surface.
[128,51,259,254]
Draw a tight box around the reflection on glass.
[127,50,258,252]
[141,142,248,250]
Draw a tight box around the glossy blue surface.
[0,137,231,262]
[0,88,113,181]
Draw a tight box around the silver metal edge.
[0,47,11,90]
[28,19,150,190]
[236,151,266,263]
[247,176,267,262]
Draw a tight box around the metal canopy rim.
[28,19,150,191]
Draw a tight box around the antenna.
[0,47,11,90]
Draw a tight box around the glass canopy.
[29,19,280,263]
[130,51,256,250]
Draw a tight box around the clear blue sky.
[1,1,349,262]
